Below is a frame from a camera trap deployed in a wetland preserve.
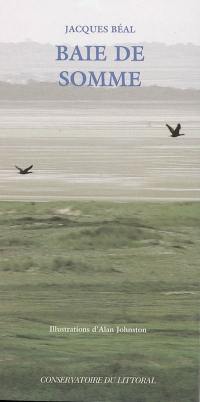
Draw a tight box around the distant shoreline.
[0,83,200,102]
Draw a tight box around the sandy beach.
[0,100,199,201]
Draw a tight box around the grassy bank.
[0,201,199,401]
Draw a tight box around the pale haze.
[0,0,199,44]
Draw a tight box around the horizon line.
[0,40,199,47]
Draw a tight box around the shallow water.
[0,101,199,201]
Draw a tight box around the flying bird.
[166,123,185,137]
[15,165,33,174]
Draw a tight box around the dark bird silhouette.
[15,165,33,174]
[166,123,185,137]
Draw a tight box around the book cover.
[0,1,199,401]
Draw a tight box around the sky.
[0,0,199,45]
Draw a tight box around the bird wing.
[174,124,181,136]
[166,124,175,135]
[24,165,33,173]
[15,165,23,173]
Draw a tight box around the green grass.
[0,201,199,401]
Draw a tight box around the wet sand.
[0,100,199,201]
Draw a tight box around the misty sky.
[0,0,199,45]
